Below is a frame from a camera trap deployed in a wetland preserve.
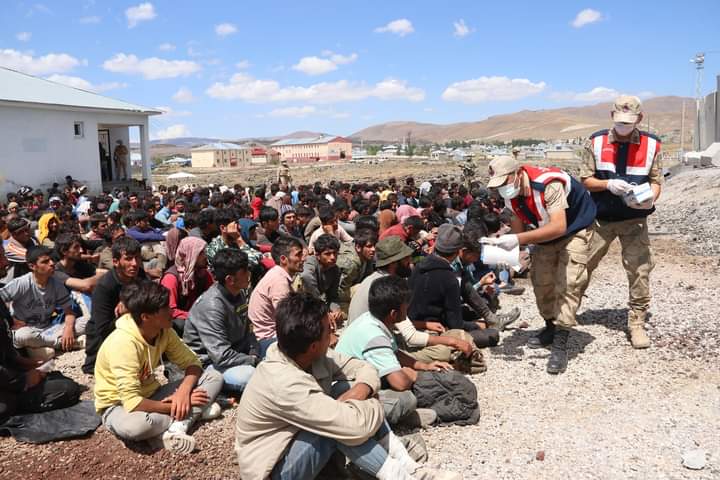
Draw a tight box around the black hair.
[270,235,303,264]
[122,281,169,326]
[130,210,149,223]
[333,200,349,213]
[259,206,279,223]
[89,213,107,228]
[26,245,52,265]
[314,234,340,254]
[7,218,29,234]
[368,275,411,321]
[318,206,336,225]
[212,249,249,286]
[54,232,81,259]
[214,208,237,228]
[354,215,379,233]
[295,205,313,218]
[354,228,378,247]
[197,209,216,229]
[403,215,424,231]
[461,230,482,254]
[275,291,328,359]
[111,236,141,260]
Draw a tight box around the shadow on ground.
[491,326,595,362]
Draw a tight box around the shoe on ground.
[629,326,650,349]
[200,402,222,421]
[499,284,525,296]
[401,408,437,429]
[546,330,569,375]
[160,430,196,455]
[411,466,463,480]
[26,347,56,361]
[488,307,521,331]
[527,320,555,349]
[399,432,428,463]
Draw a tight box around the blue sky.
[2,1,719,140]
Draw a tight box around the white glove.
[482,234,518,251]
[607,179,632,196]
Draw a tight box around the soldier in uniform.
[113,140,129,181]
[578,96,662,349]
[482,156,596,374]
[277,160,291,187]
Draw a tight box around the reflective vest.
[509,165,596,243]
[589,129,660,221]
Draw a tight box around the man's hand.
[163,386,197,421]
[60,324,76,351]
[607,179,632,196]
[115,302,127,318]
[25,369,46,390]
[424,321,446,334]
[480,272,496,286]
[450,338,474,357]
[420,361,453,372]
[337,383,373,402]
[328,310,344,332]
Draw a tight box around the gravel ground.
[1,171,718,479]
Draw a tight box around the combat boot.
[527,318,555,349]
[628,311,650,349]
[546,329,569,374]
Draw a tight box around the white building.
[0,67,160,195]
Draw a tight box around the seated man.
[4,218,38,280]
[184,249,259,393]
[248,236,305,343]
[337,276,451,427]
[125,210,167,272]
[94,281,223,455]
[337,228,377,312]
[0,244,80,423]
[0,246,86,355]
[256,207,281,246]
[409,224,499,349]
[298,233,344,329]
[307,206,352,254]
[235,291,460,480]
[83,237,144,374]
[53,232,107,294]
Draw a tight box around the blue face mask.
[498,175,520,200]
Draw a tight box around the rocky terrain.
[0,166,718,480]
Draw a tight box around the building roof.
[0,67,160,114]
[192,142,247,151]
[271,134,350,146]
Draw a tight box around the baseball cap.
[49,196,62,204]
[612,95,642,123]
[487,156,519,189]
[434,224,463,255]
[375,236,414,267]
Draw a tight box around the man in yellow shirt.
[94,281,223,454]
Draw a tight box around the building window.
[73,121,84,138]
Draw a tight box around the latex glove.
[493,234,519,251]
[607,179,632,196]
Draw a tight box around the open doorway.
[98,129,112,182]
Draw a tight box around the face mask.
[498,175,520,200]
[614,123,635,136]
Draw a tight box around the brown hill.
[351,96,695,143]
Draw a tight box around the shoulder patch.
[638,130,662,142]
[589,129,609,139]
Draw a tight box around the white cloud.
[293,57,337,76]
[102,53,201,79]
[268,106,318,118]
[16,32,32,42]
[79,15,101,24]
[571,8,603,28]
[155,106,191,117]
[293,51,358,76]
[172,86,194,103]
[442,76,547,103]
[126,2,156,28]
[550,87,655,103]
[215,23,238,37]
[158,42,176,51]
[235,60,251,69]
[0,48,82,75]
[331,112,351,119]
[46,74,126,92]
[153,124,190,140]
[375,18,414,37]
[453,19,472,38]
[206,74,425,103]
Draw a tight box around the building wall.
[191,150,215,168]
[192,148,251,168]
[0,104,149,195]
[274,140,352,163]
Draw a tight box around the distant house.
[191,142,251,168]
[0,67,160,195]
[430,149,448,161]
[271,134,352,163]
[544,144,576,162]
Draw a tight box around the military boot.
[527,318,556,349]
[628,310,650,349]
[546,329,569,374]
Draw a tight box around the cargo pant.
[531,228,592,329]
[582,218,654,323]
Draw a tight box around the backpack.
[412,370,480,426]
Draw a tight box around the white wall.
[0,105,148,195]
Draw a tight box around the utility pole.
[680,100,686,154]
[691,52,705,151]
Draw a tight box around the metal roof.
[192,142,247,151]
[0,67,160,114]
[271,134,350,146]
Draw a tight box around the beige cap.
[487,156,519,188]
[612,95,642,123]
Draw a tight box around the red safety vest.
[590,132,659,177]
[510,165,571,228]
